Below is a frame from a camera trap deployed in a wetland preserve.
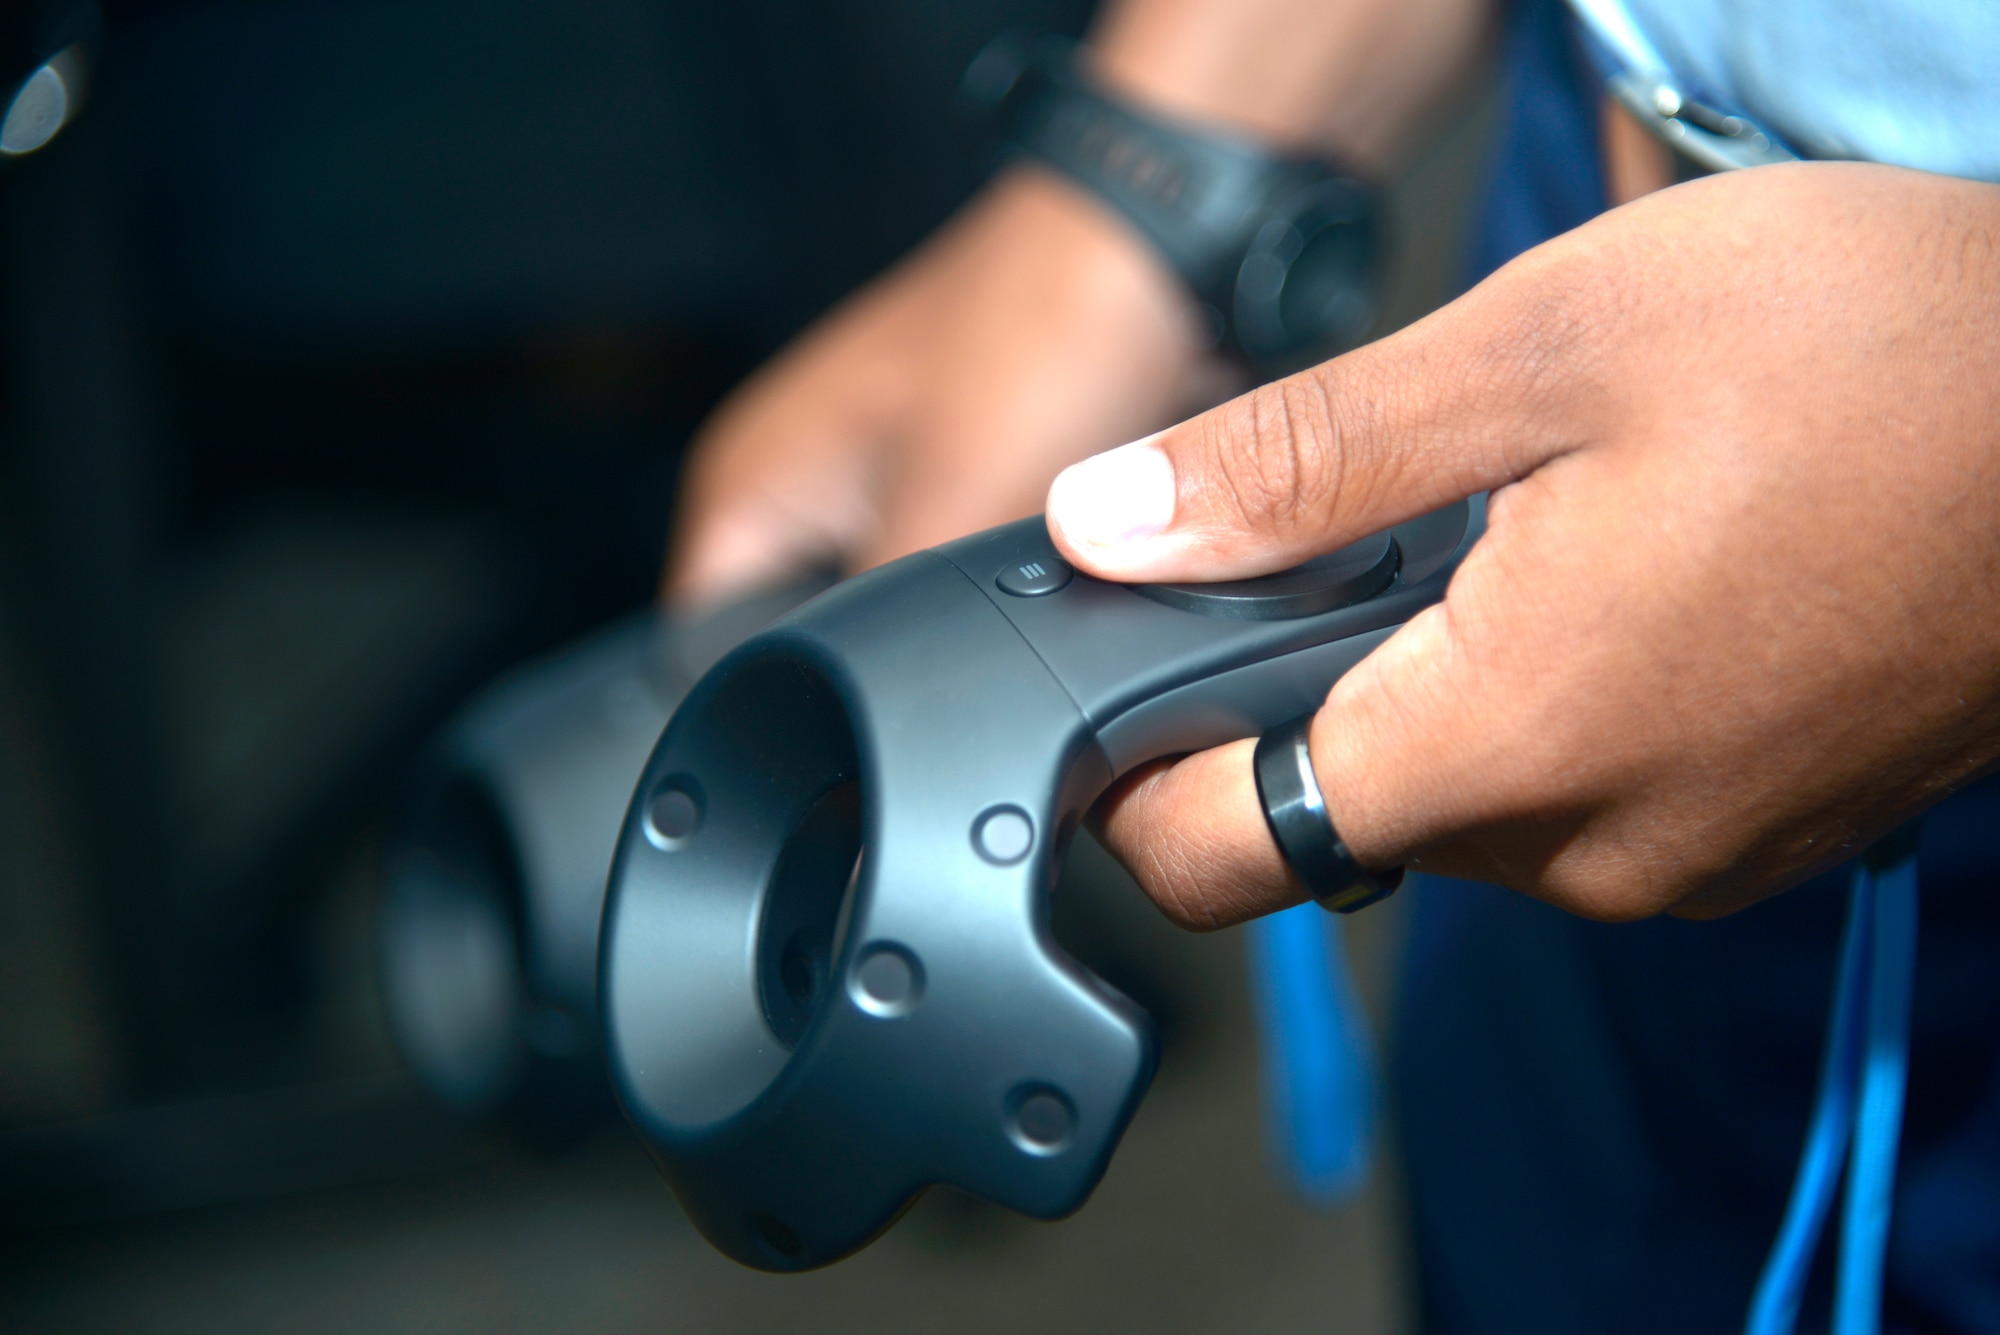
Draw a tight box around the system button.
[995,555,1073,597]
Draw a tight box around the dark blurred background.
[0,2,1491,1329]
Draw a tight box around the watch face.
[1233,178,1378,370]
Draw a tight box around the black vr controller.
[600,497,1483,1270]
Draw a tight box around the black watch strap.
[976,37,1378,371]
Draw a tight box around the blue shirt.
[1404,3,2000,1331]
[1569,0,2000,180]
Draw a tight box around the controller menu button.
[994,555,1074,597]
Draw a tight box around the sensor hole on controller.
[643,779,702,849]
[748,1210,805,1262]
[1005,1083,1077,1156]
[850,942,925,1019]
[972,804,1034,866]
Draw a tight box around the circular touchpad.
[1132,533,1398,620]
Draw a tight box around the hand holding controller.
[598,499,1479,1270]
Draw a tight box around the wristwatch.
[971,35,1380,374]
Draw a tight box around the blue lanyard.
[1253,833,1921,1333]
[1247,905,1376,1203]
[1746,838,1921,1335]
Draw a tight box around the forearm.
[1088,0,1495,169]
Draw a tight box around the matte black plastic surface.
[599,498,1482,1270]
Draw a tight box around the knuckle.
[1196,373,1359,540]
[1470,245,1621,421]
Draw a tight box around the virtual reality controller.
[599,496,1483,1271]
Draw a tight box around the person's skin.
[663,0,1489,609]
[1054,161,2000,927]
[666,0,2000,933]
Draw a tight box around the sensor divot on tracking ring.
[849,944,924,1018]
[972,804,1035,865]
[643,780,702,848]
[1006,1084,1077,1156]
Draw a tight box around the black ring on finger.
[1252,713,1402,914]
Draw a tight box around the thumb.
[1045,260,1597,582]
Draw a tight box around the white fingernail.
[1048,439,1176,550]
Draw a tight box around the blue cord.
[1247,902,1376,1204]
[1744,844,1921,1335]
[1744,872,1875,1335]
[1248,839,1921,1321]
[1836,854,1919,1335]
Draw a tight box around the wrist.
[1084,0,1494,171]
[987,45,1382,370]
[1086,26,1328,153]
[979,163,1203,357]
